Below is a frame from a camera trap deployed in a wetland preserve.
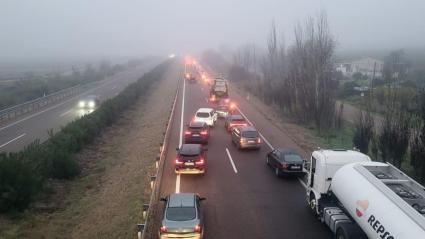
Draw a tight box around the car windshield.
[283,153,303,163]
[166,207,196,221]
[196,112,210,118]
[242,131,259,138]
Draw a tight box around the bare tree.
[286,12,336,132]
[378,110,410,168]
[353,111,374,154]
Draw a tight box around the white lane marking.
[175,174,181,193]
[176,78,186,193]
[60,109,72,117]
[236,105,309,188]
[0,133,26,149]
[225,148,238,173]
[236,106,274,150]
[179,79,186,147]
[0,79,117,132]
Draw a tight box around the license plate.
[248,141,255,143]
[185,162,194,166]
[291,166,301,170]
[193,134,200,137]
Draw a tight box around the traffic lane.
[0,64,155,152]
[181,81,269,239]
[193,77,331,238]
[226,142,333,238]
[181,120,267,239]
[230,89,309,158]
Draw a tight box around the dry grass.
[0,63,180,239]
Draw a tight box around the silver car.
[159,193,205,239]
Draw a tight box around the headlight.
[79,101,85,107]
[88,101,96,108]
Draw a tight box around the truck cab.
[306,149,371,216]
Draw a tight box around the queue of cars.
[159,71,305,239]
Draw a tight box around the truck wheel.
[336,228,348,239]
[309,193,318,217]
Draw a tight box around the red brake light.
[200,130,208,135]
[185,130,191,135]
[195,158,205,165]
[175,159,184,165]
[160,225,167,233]
[194,224,202,233]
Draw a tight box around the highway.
[155,65,333,238]
[0,62,157,153]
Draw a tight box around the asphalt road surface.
[157,67,333,239]
[0,62,157,153]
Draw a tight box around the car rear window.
[166,207,196,221]
[283,153,303,163]
[196,112,210,118]
[231,118,245,123]
[242,131,259,138]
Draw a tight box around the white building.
[336,57,384,78]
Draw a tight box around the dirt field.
[0,63,180,239]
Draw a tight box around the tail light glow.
[160,225,167,233]
[194,224,202,233]
[195,158,205,165]
[175,159,184,165]
[257,138,261,144]
[200,130,208,135]
[185,131,191,135]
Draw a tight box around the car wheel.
[275,167,280,177]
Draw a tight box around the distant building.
[336,57,384,78]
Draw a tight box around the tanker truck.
[306,149,425,239]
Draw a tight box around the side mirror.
[160,197,167,202]
[199,197,206,201]
[176,147,179,151]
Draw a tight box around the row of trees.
[353,50,425,183]
[229,13,338,133]
[0,60,171,212]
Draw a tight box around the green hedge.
[0,60,171,212]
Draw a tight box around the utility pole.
[369,61,376,110]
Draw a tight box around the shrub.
[0,153,42,212]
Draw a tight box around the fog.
[1,0,425,61]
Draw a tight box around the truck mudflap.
[323,207,367,239]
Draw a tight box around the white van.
[194,108,217,127]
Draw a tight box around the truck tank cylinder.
[332,162,425,239]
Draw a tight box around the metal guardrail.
[0,81,97,124]
[137,75,181,239]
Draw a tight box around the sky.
[1,0,425,61]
